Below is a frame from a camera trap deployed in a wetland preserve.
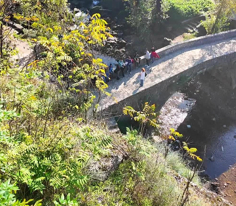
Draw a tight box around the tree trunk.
[0,23,3,58]
[156,0,161,12]
[211,6,223,34]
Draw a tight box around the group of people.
[103,55,140,83]
[145,47,160,66]
[103,47,160,87]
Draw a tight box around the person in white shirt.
[140,68,146,87]
[145,49,150,66]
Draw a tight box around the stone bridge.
[99,29,236,117]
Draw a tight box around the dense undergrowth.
[0,68,219,206]
[0,0,229,205]
[0,68,207,205]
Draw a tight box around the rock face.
[101,35,127,59]
[88,155,123,181]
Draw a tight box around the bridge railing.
[138,29,236,66]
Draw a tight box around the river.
[161,92,236,179]
[165,71,236,179]
[115,67,236,179]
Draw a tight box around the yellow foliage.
[169,135,175,141]
[46,28,53,33]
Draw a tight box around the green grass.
[168,0,214,18]
[183,32,197,41]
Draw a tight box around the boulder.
[162,37,172,47]
[107,37,118,45]
[196,23,207,36]
[103,36,126,58]
[88,155,123,181]
[117,38,126,48]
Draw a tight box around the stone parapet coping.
[139,29,236,64]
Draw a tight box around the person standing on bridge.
[134,52,140,68]
[151,50,160,63]
[145,49,151,66]
[125,56,132,74]
[140,68,146,87]
[118,59,125,77]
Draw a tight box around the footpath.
[100,36,236,110]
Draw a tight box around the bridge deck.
[100,37,236,110]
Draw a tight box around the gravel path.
[100,37,236,109]
[8,27,34,68]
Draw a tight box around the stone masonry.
[99,30,236,116]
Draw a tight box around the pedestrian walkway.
[100,36,236,110]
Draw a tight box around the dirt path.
[218,164,236,205]
[6,26,34,68]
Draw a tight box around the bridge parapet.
[139,29,236,65]
[102,52,236,118]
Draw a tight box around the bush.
[81,130,207,205]
[166,0,213,20]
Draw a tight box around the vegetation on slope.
[0,84,216,206]
[0,0,231,205]
[166,0,213,19]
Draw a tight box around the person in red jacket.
[151,49,160,63]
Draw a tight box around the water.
[176,102,236,178]
[116,71,236,179]
[203,126,236,178]
[153,90,236,179]
[176,72,236,179]
[92,0,100,6]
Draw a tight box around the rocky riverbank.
[218,163,236,205]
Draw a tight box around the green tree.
[10,0,112,118]
[125,0,173,39]
[0,0,12,58]
[201,0,236,34]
